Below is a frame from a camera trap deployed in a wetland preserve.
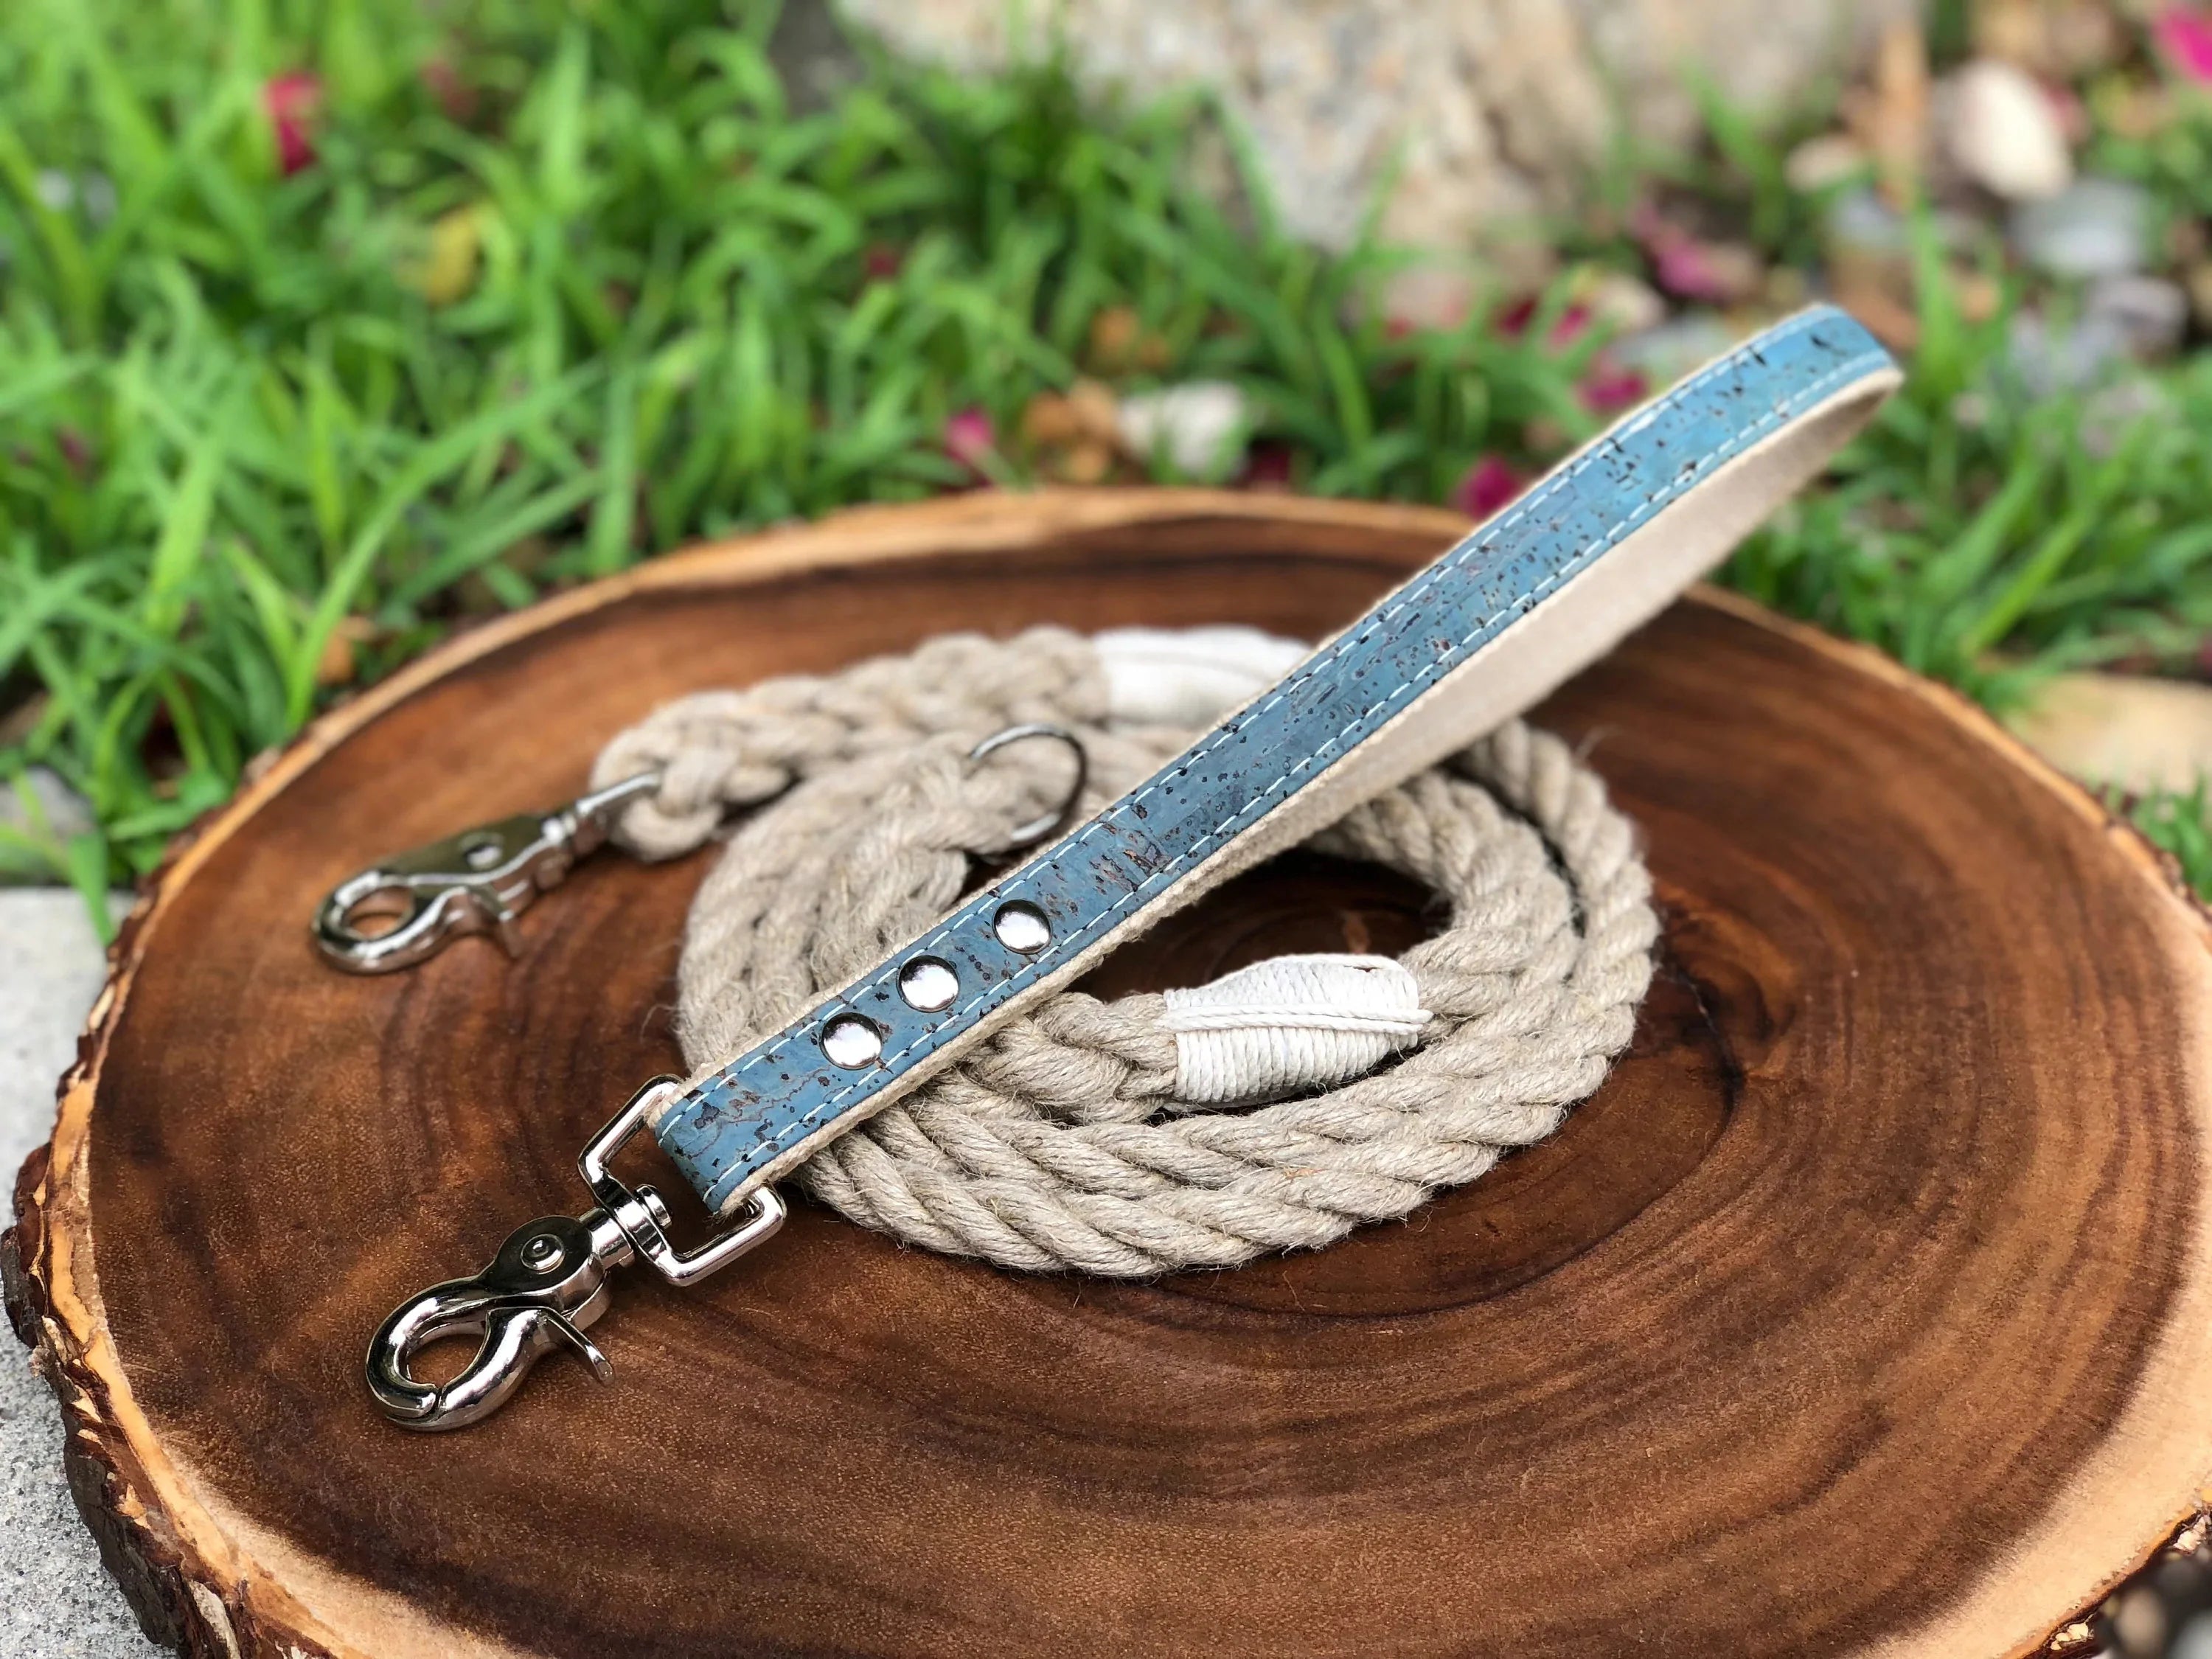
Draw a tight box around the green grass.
[2126,779,2212,898]
[0,0,1604,921]
[1725,258,2212,709]
[1,0,2209,925]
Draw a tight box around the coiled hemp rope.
[592,627,1658,1276]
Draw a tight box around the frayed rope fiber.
[591,627,1658,1276]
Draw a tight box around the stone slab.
[0,890,158,1658]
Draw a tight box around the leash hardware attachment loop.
[365,1077,786,1431]
[965,722,1088,852]
[311,770,662,974]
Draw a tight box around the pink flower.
[1649,240,1728,302]
[1452,456,1524,520]
[264,72,323,175]
[1496,296,1539,335]
[1239,442,1296,490]
[942,408,996,475]
[2156,7,2212,83]
[863,243,904,282]
[1579,361,1649,414]
[1496,296,1594,348]
[56,425,92,478]
[1632,203,1762,304]
[420,58,477,122]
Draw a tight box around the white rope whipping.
[1162,954,1431,1105]
[591,627,1658,1276]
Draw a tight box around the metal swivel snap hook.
[366,1211,627,1432]
[313,771,661,973]
[366,1078,786,1430]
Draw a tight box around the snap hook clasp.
[365,1078,786,1430]
[312,771,661,973]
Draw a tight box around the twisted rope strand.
[598,629,1656,1276]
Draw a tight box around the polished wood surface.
[9,490,2211,1659]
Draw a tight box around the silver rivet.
[520,1233,562,1272]
[900,957,960,1012]
[993,901,1051,953]
[822,1013,883,1068]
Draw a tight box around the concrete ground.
[0,891,160,1658]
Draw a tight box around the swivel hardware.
[366,1078,785,1430]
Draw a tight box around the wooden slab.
[8,489,2212,1659]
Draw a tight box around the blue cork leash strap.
[656,305,1901,1217]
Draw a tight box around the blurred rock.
[1022,380,1126,482]
[1823,186,1978,260]
[2081,377,2176,456]
[1607,312,1739,385]
[768,0,867,111]
[1786,132,1871,192]
[2090,274,2189,359]
[2008,308,2129,394]
[1022,382,1119,449]
[2008,278,2187,402]
[1577,269,1667,335]
[0,768,94,883]
[1380,264,1477,333]
[2156,1545,2212,1598]
[0,888,160,1659]
[835,0,1922,256]
[1117,382,1250,479]
[2010,177,2151,278]
[1827,185,1913,257]
[2010,673,2212,800]
[1948,59,2073,200]
[2176,1610,2212,1659]
[2115,1585,2171,1658]
[1055,439,1115,484]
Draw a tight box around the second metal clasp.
[312,771,661,973]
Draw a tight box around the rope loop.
[595,627,1658,1276]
